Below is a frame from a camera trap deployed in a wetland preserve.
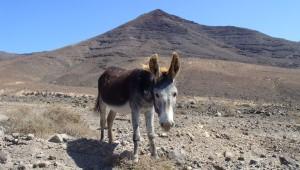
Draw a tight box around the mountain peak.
[119,9,190,32]
[147,9,169,16]
[135,9,183,22]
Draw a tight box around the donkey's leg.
[107,110,117,143]
[99,100,107,141]
[131,108,140,163]
[145,108,158,159]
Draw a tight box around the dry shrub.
[119,155,174,170]
[4,105,96,138]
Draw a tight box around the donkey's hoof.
[133,155,139,163]
[152,154,159,160]
[109,138,117,144]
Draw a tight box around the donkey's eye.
[173,92,177,97]
[155,93,159,98]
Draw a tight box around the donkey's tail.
[94,90,101,113]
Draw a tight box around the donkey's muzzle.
[160,122,174,131]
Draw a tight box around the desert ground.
[0,61,299,169]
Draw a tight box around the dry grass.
[4,105,96,138]
[118,155,174,170]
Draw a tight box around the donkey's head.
[149,52,180,131]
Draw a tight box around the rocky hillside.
[0,51,19,61]
[56,9,300,68]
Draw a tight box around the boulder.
[168,148,186,165]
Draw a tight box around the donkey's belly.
[104,101,131,114]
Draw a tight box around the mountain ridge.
[47,9,300,68]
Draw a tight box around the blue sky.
[1,0,299,53]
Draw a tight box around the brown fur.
[168,52,180,79]
[143,52,180,77]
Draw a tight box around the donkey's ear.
[149,54,160,79]
[168,52,180,79]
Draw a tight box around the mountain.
[0,51,19,61]
[1,9,300,102]
[3,9,300,67]
[50,9,300,68]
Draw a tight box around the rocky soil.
[0,90,300,169]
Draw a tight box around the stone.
[140,150,146,155]
[13,138,19,144]
[208,156,214,160]
[249,159,258,165]
[279,156,290,165]
[36,153,44,159]
[12,133,20,138]
[213,164,225,170]
[159,133,168,138]
[17,165,26,170]
[114,140,121,144]
[185,166,192,170]
[35,161,50,168]
[26,134,34,140]
[238,156,245,161]
[48,155,56,160]
[61,143,67,150]
[215,111,222,117]
[260,154,266,158]
[204,131,210,137]
[187,132,195,141]
[53,162,58,167]
[60,134,74,142]
[4,135,14,142]
[177,103,184,108]
[0,127,4,138]
[0,114,9,122]
[121,140,128,146]
[189,99,196,105]
[242,132,249,136]
[168,148,186,165]
[48,134,64,143]
[0,151,8,164]
[224,151,234,161]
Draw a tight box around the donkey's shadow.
[66,138,131,170]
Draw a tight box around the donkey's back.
[96,66,154,109]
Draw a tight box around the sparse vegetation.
[119,155,174,170]
[3,105,96,138]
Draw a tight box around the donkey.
[94,52,180,162]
